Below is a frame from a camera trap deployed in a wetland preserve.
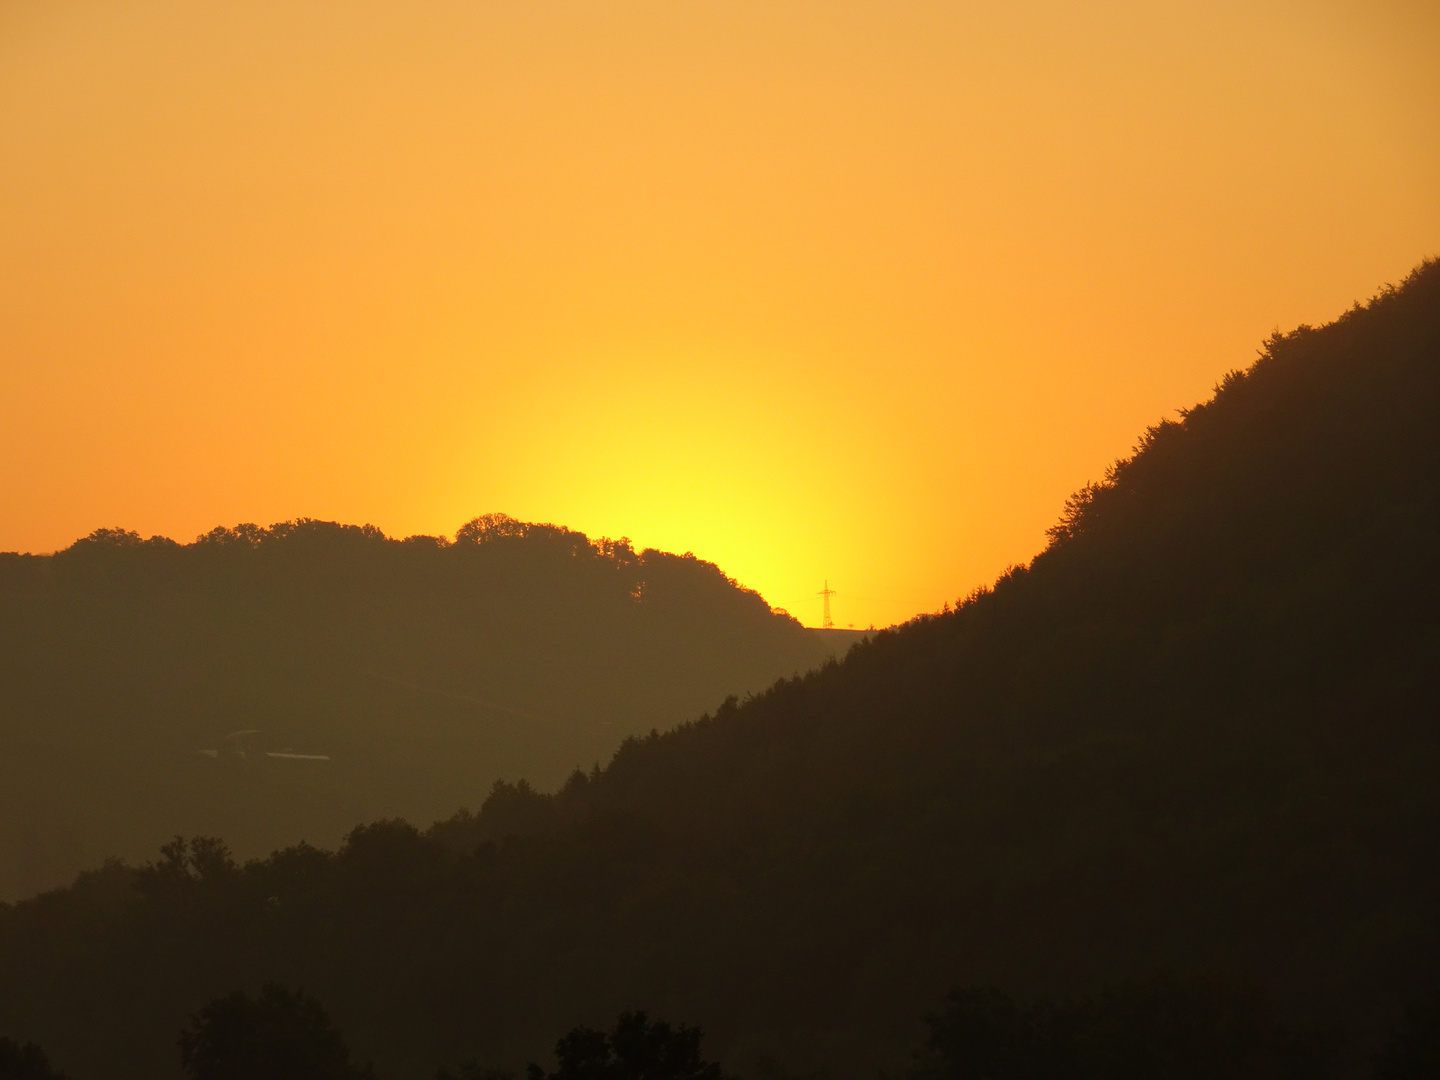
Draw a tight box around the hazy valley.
[0,517,859,900]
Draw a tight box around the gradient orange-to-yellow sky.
[2,0,1437,628]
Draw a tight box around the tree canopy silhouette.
[915,979,1329,1080]
[178,984,371,1080]
[526,1013,723,1080]
[0,1038,68,1080]
[1375,991,1440,1080]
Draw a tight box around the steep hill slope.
[1,261,1437,1080]
[0,516,832,898]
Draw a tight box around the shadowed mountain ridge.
[0,514,834,899]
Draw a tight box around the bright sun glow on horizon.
[2,0,1437,628]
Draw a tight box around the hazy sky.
[2,0,1436,628]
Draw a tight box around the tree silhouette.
[1376,992,1440,1080]
[916,980,1331,1080]
[0,1038,68,1080]
[527,1012,724,1080]
[178,984,371,1080]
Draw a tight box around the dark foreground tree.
[915,979,1334,1080]
[527,1012,724,1080]
[1376,992,1440,1080]
[178,984,372,1080]
[0,1038,68,1080]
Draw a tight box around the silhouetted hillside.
[0,515,832,898]
[1,261,1437,1080]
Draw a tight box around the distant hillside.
[810,626,873,657]
[0,514,832,898]
[1,261,1437,1080]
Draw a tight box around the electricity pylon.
[820,580,836,629]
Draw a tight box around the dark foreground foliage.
[521,1012,724,1080]
[1375,992,1440,1080]
[0,1039,68,1080]
[914,979,1332,1080]
[178,984,372,1080]
[0,261,1437,1079]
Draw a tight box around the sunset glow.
[3,0,1437,628]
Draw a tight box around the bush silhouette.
[0,1038,68,1080]
[916,979,1331,1080]
[1376,992,1440,1080]
[178,984,371,1080]
[527,1012,724,1080]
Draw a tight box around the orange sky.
[2,0,1437,629]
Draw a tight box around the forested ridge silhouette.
[1,261,1437,1079]
[0,515,834,899]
